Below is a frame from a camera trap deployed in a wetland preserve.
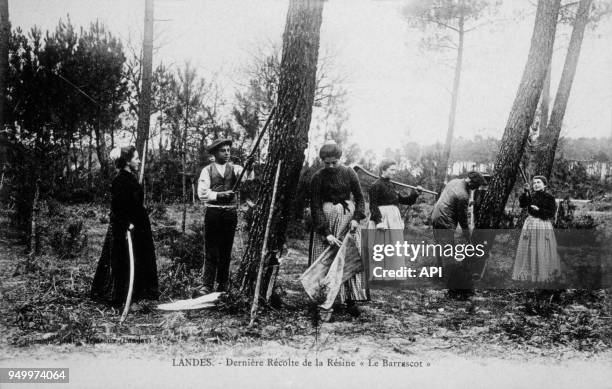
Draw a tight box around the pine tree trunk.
[540,64,551,130]
[28,179,40,255]
[524,63,551,178]
[0,0,8,172]
[110,121,115,149]
[93,124,108,174]
[532,0,592,180]
[159,113,163,153]
[475,0,560,230]
[64,138,72,183]
[181,86,190,234]
[135,0,154,158]
[170,124,176,156]
[437,0,465,193]
[181,125,187,234]
[88,132,93,188]
[235,0,325,294]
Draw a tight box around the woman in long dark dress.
[91,146,159,307]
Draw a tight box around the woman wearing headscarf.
[91,146,159,308]
[308,140,367,317]
[512,175,561,283]
[366,160,422,281]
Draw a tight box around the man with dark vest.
[197,139,253,294]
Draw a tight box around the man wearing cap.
[197,139,253,294]
[431,171,486,300]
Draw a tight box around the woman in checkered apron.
[309,140,368,317]
[365,160,422,282]
[512,176,561,283]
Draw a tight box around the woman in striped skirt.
[512,176,561,283]
[309,140,367,318]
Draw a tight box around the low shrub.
[155,221,205,271]
[48,219,88,260]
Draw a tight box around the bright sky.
[10,0,612,158]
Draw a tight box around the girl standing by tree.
[512,176,561,283]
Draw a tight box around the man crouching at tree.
[197,139,253,294]
[431,171,486,301]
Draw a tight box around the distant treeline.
[375,136,612,167]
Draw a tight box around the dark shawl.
[519,190,556,220]
[368,177,418,224]
[310,165,366,237]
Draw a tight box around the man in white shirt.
[197,139,253,293]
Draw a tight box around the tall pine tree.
[236,0,325,295]
[475,0,561,230]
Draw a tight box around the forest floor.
[1,200,611,388]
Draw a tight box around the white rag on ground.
[156,292,222,311]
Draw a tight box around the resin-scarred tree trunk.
[437,0,465,193]
[0,0,9,174]
[135,0,153,159]
[533,0,593,180]
[475,0,560,230]
[235,0,324,294]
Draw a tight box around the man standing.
[197,139,253,294]
[431,171,486,300]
